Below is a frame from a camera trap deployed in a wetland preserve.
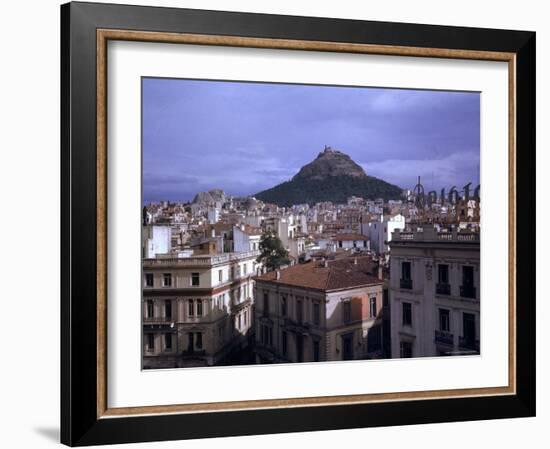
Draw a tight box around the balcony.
[436,283,451,295]
[460,285,476,299]
[284,317,311,335]
[434,330,454,346]
[400,278,413,289]
[180,349,206,358]
[459,337,479,352]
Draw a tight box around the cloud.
[142,78,480,202]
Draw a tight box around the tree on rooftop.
[257,231,290,271]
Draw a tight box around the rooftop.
[255,256,381,292]
[332,233,369,241]
[391,226,479,244]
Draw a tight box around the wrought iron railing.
[435,330,454,346]
[460,285,476,299]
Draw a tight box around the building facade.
[142,249,261,368]
[362,214,406,255]
[388,226,480,358]
[254,256,385,364]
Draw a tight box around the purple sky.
[143,77,480,203]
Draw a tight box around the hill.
[255,147,402,206]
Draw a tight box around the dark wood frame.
[61,1,536,446]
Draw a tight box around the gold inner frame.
[96,28,517,419]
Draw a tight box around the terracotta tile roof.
[255,256,381,291]
[332,233,369,241]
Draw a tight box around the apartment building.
[254,256,385,364]
[388,225,480,358]
[142,248,261,368]
[362,214,406,255]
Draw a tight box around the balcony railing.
[143,316,174,323]
[392,228,479,243]
[144,250,260,267]
[435,330,454,346]
[436,283,451,295]
[460,285,476,299]
[181,349,206,358]
[459,337,479,352]
[284,317,311,334]
[400,278,413,289]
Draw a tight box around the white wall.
[0,1,546,448]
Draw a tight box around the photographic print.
[141,78,480,369]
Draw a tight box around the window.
[342,333,353,360]
[164,333,172,350]
[281,296,287,316]
[313,302,320,325]
[400,341,413,358]
[367,325,382,352]
[463,313,476,341]
[146,334,154,351]
[196,332,203,349]
[191,272,200,286]
[261,325,272,346]
[370,297,377,318]
[401,261,411,280]
[282,331,288,356]
[163,273,172,287]
[164,300,172,319]
[145,273,153,287]
[439,308,450,332]
[461,266,476,298]
[296,299,303,323]
[400,261,412,289]
[313,340,320,362]
[218,269,223,282]
[244,310,248,327]
[263,292,269,316]
[146,300,154,318]
[343,300,352,324]
[436,264,451,295]
[296,335,304,362]
[438,264,449,284]
[196,299,203,316]
[188,299,194,316]
[243,263,247,275]
[402,302,412,326]
[237,314,241,330]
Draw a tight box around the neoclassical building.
[388,225,480,358]
[142,246,261,369]
[254,256,385,364]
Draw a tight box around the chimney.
[323,260,329,268]
[211,228,216,238]
[353,257,358,265]
[378,265,383,280]
[276,270,281,280]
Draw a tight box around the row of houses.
[142,222,480,368]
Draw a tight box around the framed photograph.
[61,1,535,446]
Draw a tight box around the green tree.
[257,231,290,271]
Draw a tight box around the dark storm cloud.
[142,78,480,202]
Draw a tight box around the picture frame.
[60,1,536,446]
